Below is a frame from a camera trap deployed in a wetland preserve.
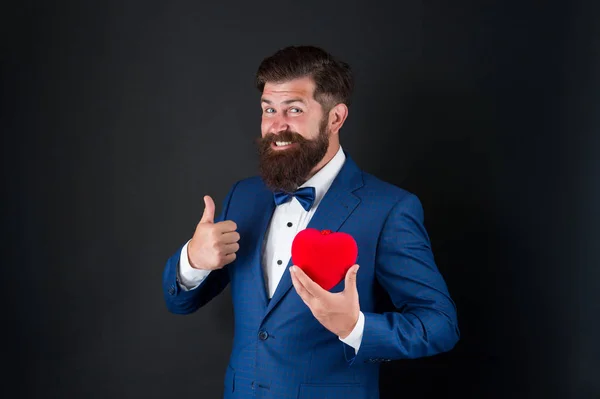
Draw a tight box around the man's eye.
[263,108,275,114]
[289,108,302,113]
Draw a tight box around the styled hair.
[255,45,354,110]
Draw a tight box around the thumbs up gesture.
[187,195,240,271]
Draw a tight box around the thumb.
[200,195,215,224]
[344,264,360,293]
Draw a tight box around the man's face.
[256,76,330,193]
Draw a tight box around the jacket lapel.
[263,152,364,320]
[249,188,276,310]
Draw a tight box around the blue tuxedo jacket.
[163,150,459,399]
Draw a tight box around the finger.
[200,195,215,224]
[215,220,238,234]
[291,266,326,299]
[221,252,236,266]
[344,264,360,294]
[221,242,239,255]
[291,268,314,305]
[221,231,240,244]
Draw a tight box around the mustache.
[262,131,308,144]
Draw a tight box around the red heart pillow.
[291,228,358,291]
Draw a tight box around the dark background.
[2,1,599,398]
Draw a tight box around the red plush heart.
[291,228,358,291]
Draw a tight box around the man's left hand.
[290,264,360,339]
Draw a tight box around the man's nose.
[268,115,289,134]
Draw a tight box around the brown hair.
[255,45,354,111]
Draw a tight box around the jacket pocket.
[224,364,235,393]
[298,383,365,399]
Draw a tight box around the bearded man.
[162,45,459,399]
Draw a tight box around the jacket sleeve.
[345,193,460,365]
[162,181,239,315]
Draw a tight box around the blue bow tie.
[273,186,316,211]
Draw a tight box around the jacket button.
[258,330,269,341]
[168,285,176,295]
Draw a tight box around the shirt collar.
[298,145,346,209]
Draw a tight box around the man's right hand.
[187,195,240,271]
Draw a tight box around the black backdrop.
[3,1,599,398]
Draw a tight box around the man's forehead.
[262,77,316,99]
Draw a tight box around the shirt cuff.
[178,240,211,291]
[339,311,365,354]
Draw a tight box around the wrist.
[187,242,203,270]
[338,312,360,339]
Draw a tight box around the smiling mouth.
[271,141,298,150]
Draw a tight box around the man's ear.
[328,103,349,135]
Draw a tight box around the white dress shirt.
[177,145,365,353]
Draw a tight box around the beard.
[255,117,330,193]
